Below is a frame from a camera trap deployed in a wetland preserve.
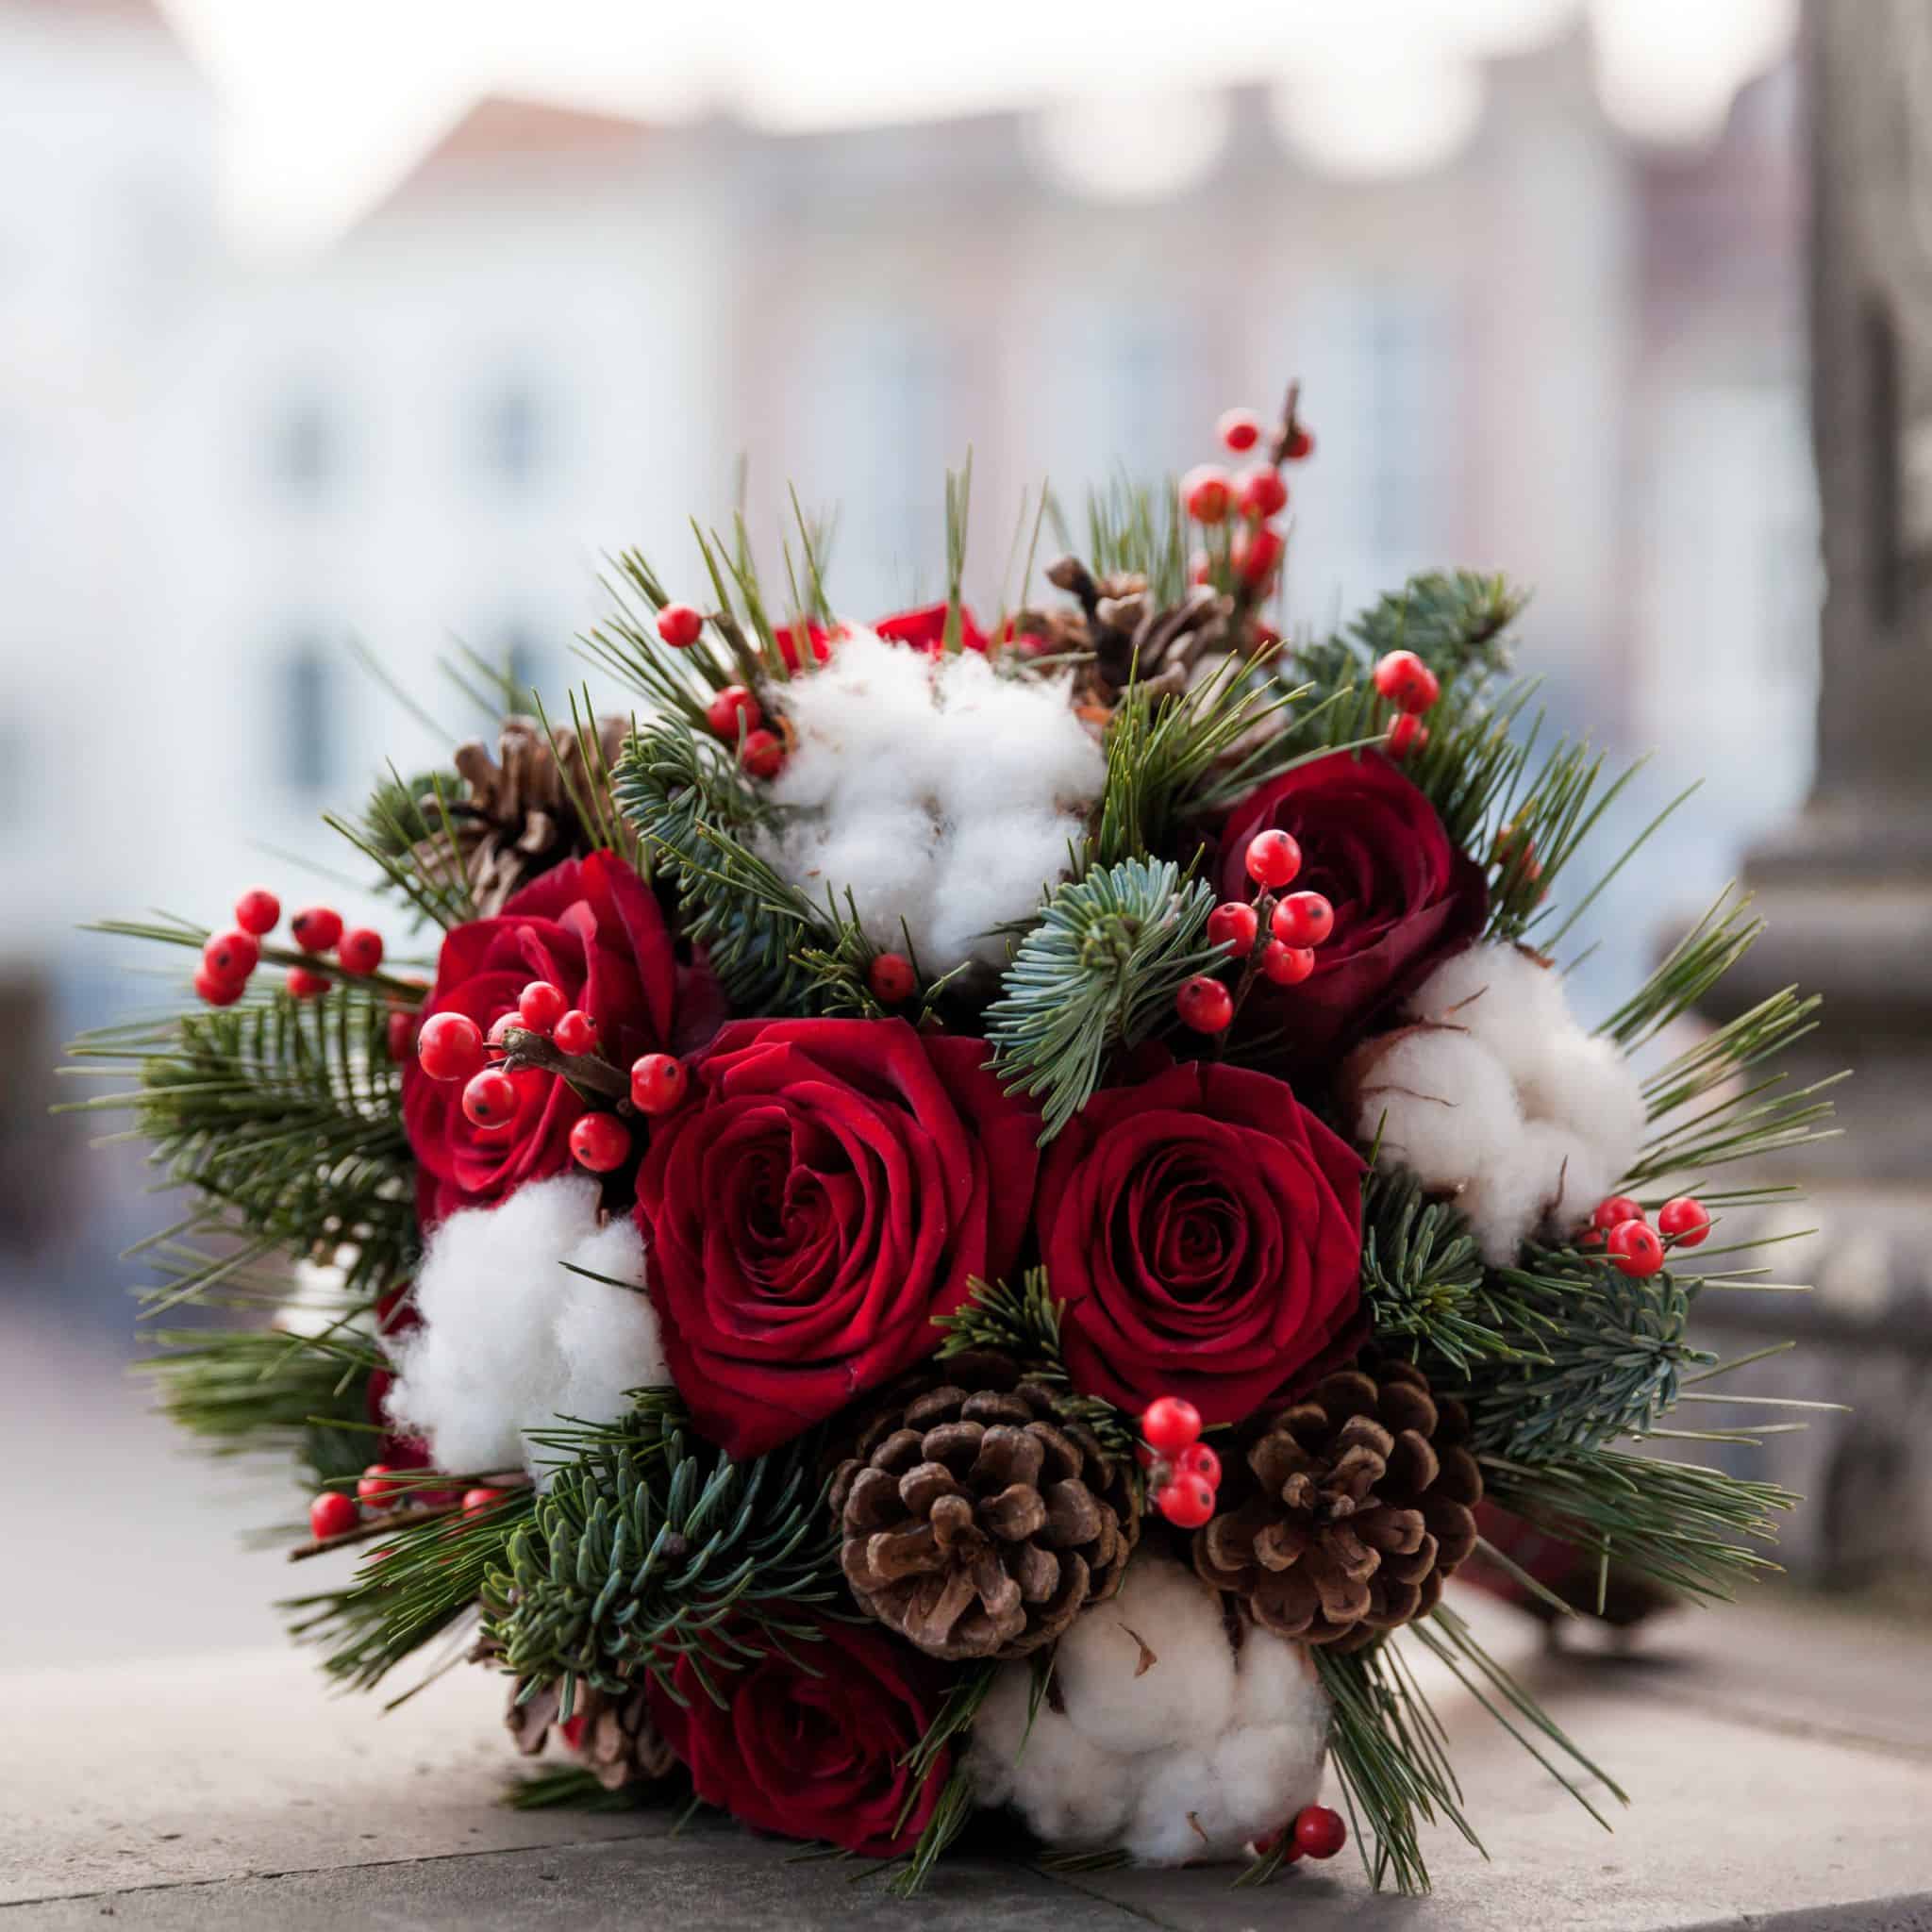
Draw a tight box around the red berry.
[1272,891,1335,948]
[336,927,383,975]
[657,602,704,649]
[706,684,761,740]
[1236,463,1289,520]
[461,1068,518,1126]
[460,1487,505,1522]
[1284,424,1315,462]
[286,966,330,999]
[1373,649,1441,715]
[1658,1196,1711,1247]
[1157,1474,1217,1529]
[1292,1805,1347,1860]
[193,966,242,1006]
[1181,464,1233,525]
[203,929,259,982]
[1607,1218,1665,1278]
[1592,1194,1645,1232]
[291,905,343,953]
[1387,714,1428,759]
[1179,1441,1222,1487]
[517,980,568,1034]
[1218,407,1262,453]
[553,1008,597,1056]
[417,1011,485,1083]
[740,727,785,779]
[386,1010,418,1062]
[357,1463,408,1507]
[487,1010,521,1050]
[1208,901,1259,958]
[1141,1396,1203,1457]
[864,951,915,1005]
[1260,941,1316,986]
[1244,827,1302,889]
[309,1491,359,1541]
[569,1110,631,1173]
[1231,521,1284,588]
[234,888,280,936]
[1176,974,1234,1034]
[629,1052,688,1115]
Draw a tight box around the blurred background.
[14,0,1922,1662]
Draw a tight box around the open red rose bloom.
[98,385,1819,1898]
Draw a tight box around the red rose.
[773,620,834,672]
[1219,749,1486,1067]
[646,1618,949,1857]
[874,601,990,654]
[404,852,708,1222]
[1039,1059,1364,1424]
[633,1017,1039,1457]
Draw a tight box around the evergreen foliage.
[981,858,1220,1140]
[483,1404,844,1713]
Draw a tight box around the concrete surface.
[1,1589,1927,1929]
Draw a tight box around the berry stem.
[495,1025,632,1107]
[287,1475,530,1561]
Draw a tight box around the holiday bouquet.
[72,388,1831,1896]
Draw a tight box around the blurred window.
[272,396,338,504]
[278,638,337,794]
[502,623,560,708]
[480,379,545,492]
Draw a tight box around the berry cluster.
[1373,648,1442,760]
[1581,1191,1710,1278]
[1178,394,1315,600]
[194,888,386,1007]
[415,980,691,1176]
[1139,1396,1223,1529]
[1175,828,1341,1034]
[656,600,789,780]
[307,1467,505,1546]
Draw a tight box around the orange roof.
[381,93,651,206]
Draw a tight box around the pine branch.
[981,858,1220,1141]
[1479,1447,1793,1604]
[482,1404,845,1711]
[507,1766,658,1813]
[62,980,418,1313]
[1063,473,1191,611]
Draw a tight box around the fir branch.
[1480,1446,1793,1603]
[507,1766,658,1813]
[611,715,861,1014]
[482,1404,844,1710]
[1458,1247,1712,1457]
[981,858,1219,1141]
[934,1273,1136,1458]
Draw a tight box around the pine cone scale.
[832,1353,1138,1661]
[1196,1359,1483,1649]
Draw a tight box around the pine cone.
[1194,1361,1482,1651]
[503,1678,677,1790]
[829,1352,1140,1662]
[412,714,628,915]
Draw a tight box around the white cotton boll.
[759,627,1106,975]
[1459,1120,1598,1263]
[384,1176,666,1477]
[1405,941,1572,1085]
[1058,1557,1239,1755]
[1347,1028,1523,1192]
[1523,1029,1647,1188]
[274,1254,373,1341]
[967,1556,1329,1865]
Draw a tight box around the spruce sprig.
[981,858,1220,1141]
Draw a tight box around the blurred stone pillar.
[1697,0,1932,1587]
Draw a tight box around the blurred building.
[1,4,1813,1255]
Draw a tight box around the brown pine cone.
[829,1352,1140,1662]
[503,1679,677,1790]
[412,714,629,915]
[1194,1361,1482,1651]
